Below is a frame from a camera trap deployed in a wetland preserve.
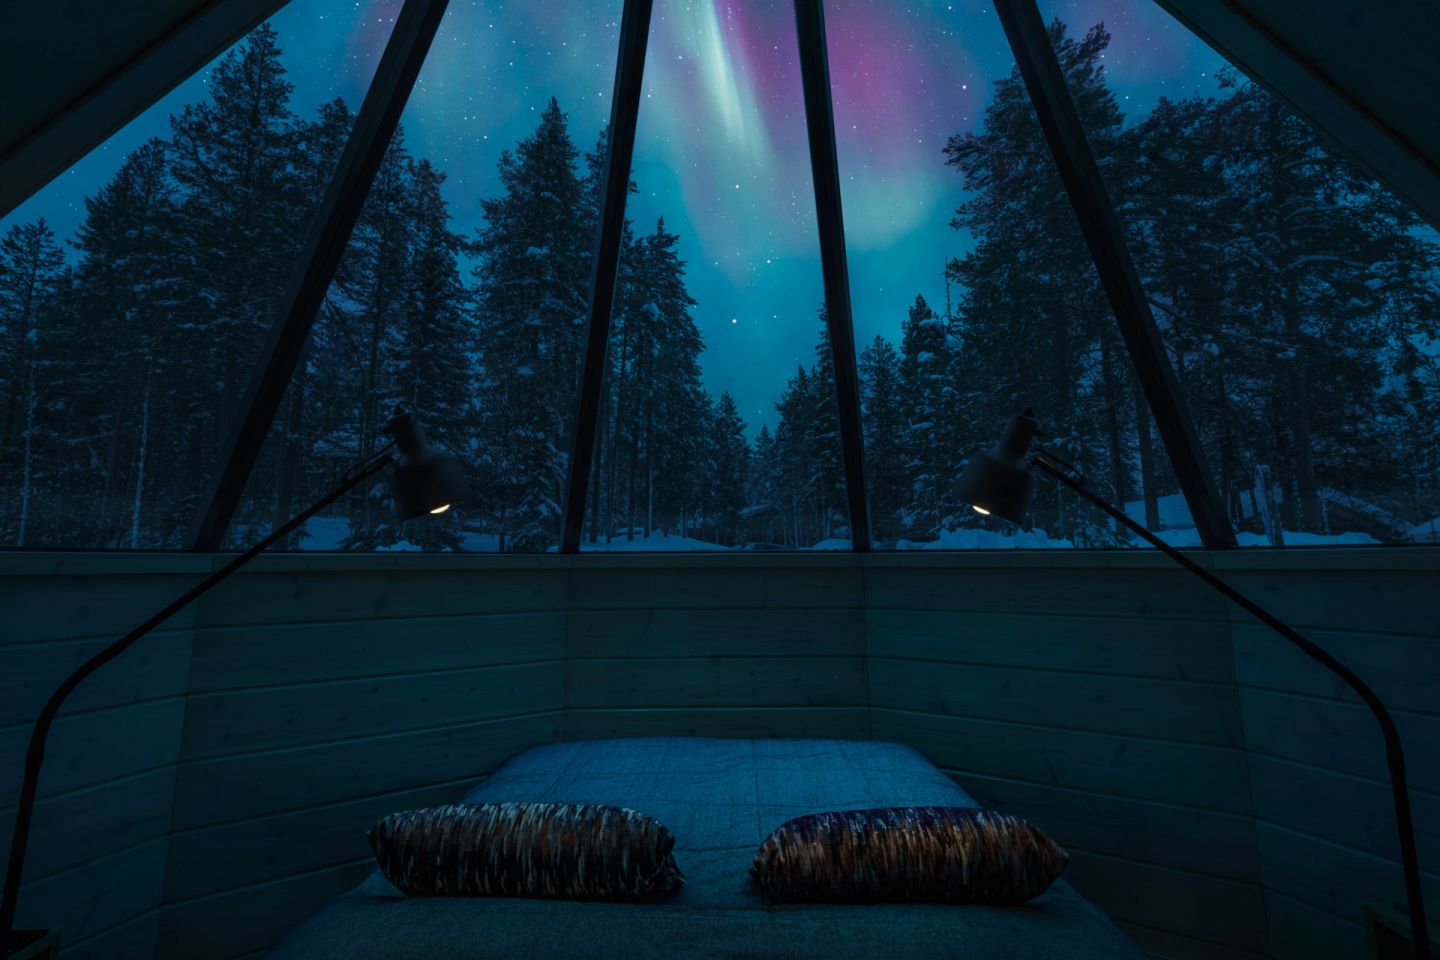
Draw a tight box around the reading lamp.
[956,410,1430,960]
[1,403,468,955]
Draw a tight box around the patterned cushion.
[368,802,685,901]
[750,806,1068,905]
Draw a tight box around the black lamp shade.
[391,447,469,521]
[954,411,1040,525]
[383,405,470,521]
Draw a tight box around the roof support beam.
[794,0,872,552]
[187,0,450,551]
[0,0,291,218]
[992,0,1237,549]
[559,0,655,554]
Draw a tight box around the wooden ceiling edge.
[0,0,292,220]
[1151,0,1440,232]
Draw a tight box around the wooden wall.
[1215,551,1440,959]
[2,549,1435,960]
[0,556,208,960]
[864,553,1266,960]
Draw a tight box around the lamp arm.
[1,447,397,949]
[1030,452,1430,960]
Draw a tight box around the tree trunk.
[1133,382,1159,530]
[129,361,155,547]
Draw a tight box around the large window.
[579,0,848,551]
[828,0,1194,549]
[231,0,624,552]
[1040,0,1440,547]
[0,0,403,548]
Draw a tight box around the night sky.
[3,0,1227,435]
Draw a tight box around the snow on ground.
[581,531,737,551]
[1123,492,1193,528]
[297,515,350,550]
[1409,518,1440,544]
[896,527,1073,550]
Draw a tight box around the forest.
[1,20,1437,551]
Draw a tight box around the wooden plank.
[871,708,1253,814]
[1262,889,1366,960]
[171,711,562,829]
[862,567,1225,621]
[868,659,1244,747]
[566,608,866,659]
[1232,622,1440,715]
[1063,849,1268,952]
[0,697,184,801]
[0,630,192,726]
[189,611,564,692]
[1247,753,1440,869]
[1,767,175,882]
[867,609,1234,683]
[951,771,1259,882]
[564,657,866,710]
[1252,821,1440,932]
[13,837,168,947]
[3,573,202,644]
[181,662,563,760]
[565,566,864,611]
[158,859,373,960]
[166,778,472,900]
[1237,689,1440,793]
[1218,569,1439,638]
[62,909,160,960]
[563,706,869,742]
[1114,920,1269,960]
[195,568,568,628]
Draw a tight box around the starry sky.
[3,0,1228,436]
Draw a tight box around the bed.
[265,738,1145,959]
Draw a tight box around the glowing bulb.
[429,504,451,515]
[972,505,991,516]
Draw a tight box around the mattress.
[265,738,1145,959]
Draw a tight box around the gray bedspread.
[266,738,1144,959]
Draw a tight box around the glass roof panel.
[228,0,624,553]
[830,0,1193,549]
[580,0,849,552]
[0,0,403,548]
[1041,0,1440,547]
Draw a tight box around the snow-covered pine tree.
[471,99,591,550]
[858,334,908,541]
[0,220,67,545]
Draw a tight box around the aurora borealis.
[4,0,1227,434]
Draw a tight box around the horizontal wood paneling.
[63,910,162,960]
[171,711,562,830]
[564,565,865,610]
[1236,688,1440,793]
[0,630,192,726]
[867,609,1235,683]
[181,661,562,759]
[564,706,870,741]
[0,768,175,882]
[872,708,1252,814]
[188,611,565,692]
[565,657,865,710]
[863,566,1227,621]
[952,771,1259,881]
[194,568,568,627]
[868,658,1243,747]
[1220,555,1440,960]
[1261,890,1367,960]
[566,608,866,658]
[1063,849,1267,952]
[166,777,472,899]
[2,570,202,645]
[158,860,374,959]
[0,698,185,802]
[13,838,169,947]
[1115,921,1268,960]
